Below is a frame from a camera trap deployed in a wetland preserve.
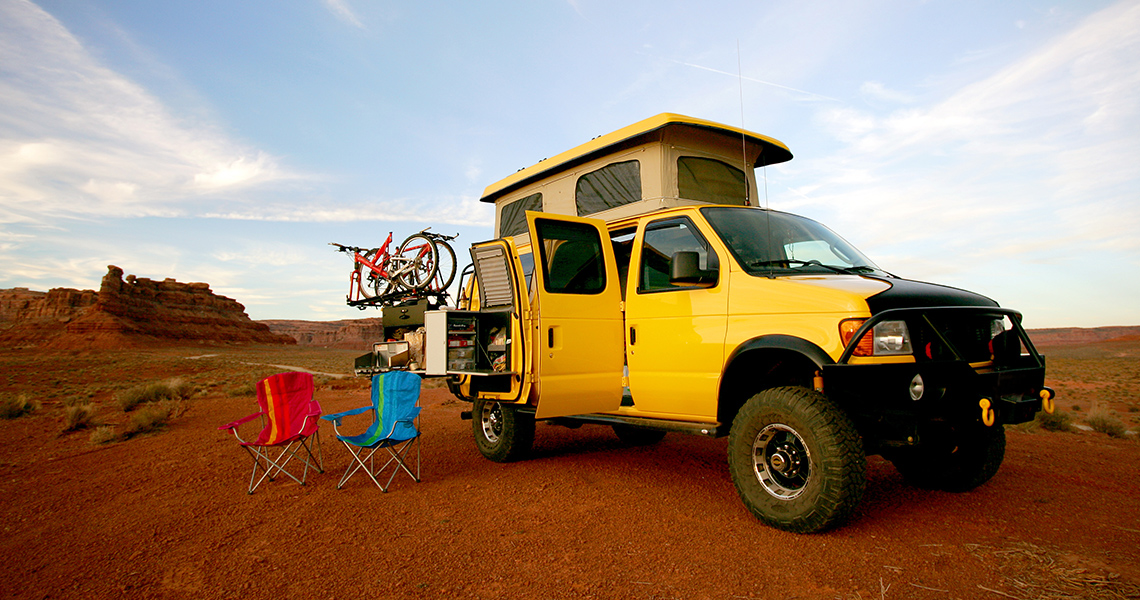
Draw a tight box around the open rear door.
[526,212,625,419]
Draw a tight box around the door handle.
[629,326,636,345]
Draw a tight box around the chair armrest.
[320,405,372,426]
[218,412,264,431]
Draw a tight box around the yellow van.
[423,113,1054,533]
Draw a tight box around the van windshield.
[701,207,887,277]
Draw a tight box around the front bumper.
[821,307,1052,448]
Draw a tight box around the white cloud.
[0,0,294,220]
[860,81,915,104]
[796,0,1140,251]
[322,0,364,29]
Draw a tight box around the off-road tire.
[612,424,667,446]
[885,423,1006,493]
[727,386,866,533]
[473,399,535,463]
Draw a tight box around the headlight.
[841,319,912,357]
[872,320,912,355]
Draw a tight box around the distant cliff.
[0,266,295,348]
[259,318,386,350]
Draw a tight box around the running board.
[540,412,722,437]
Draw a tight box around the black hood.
[865,278,998,314]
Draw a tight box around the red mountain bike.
[331,229,457,303]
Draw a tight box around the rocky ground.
[0,342,1137,600]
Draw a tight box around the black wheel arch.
[718,335,835,432]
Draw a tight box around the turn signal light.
[840,319,874,357]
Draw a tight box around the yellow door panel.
[525,212,625,419]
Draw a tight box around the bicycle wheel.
[359,250,393,297]
[432,239,457,291]
[395,233,438,290]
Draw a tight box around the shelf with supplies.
[425,309,515,376]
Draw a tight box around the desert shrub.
[121,400,186,438]
[0,393,39,419]
[62,403,98,432]
[1085,409,1128,439]
[1071,405,1082,412]
[90,426,119,445]
[1035,410,1073,432]
[115,378,194,412]
[226,381,257,398]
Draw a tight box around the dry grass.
[1085,409,1128,439]
[966,542,1140,600]
[62,402,98,432]
[115,378,194,412]
[0,393,39,419]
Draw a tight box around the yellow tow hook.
[979,398,995,427]
[1040,387,1056,414]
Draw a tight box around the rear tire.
[885,424,1006,492]
[473,399,534,463]
[433,240,457,291]
[396,234,438,290]
[727,386,866,533]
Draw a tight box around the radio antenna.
[737,41,776,277]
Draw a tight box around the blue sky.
[2,0,1137,328]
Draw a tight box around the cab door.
[525,212,625,419]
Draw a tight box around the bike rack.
[347,288,451,310]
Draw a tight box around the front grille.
[912,315,994,363]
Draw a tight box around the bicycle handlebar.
[329,242,368,253]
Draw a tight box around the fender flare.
[724,334,835,373]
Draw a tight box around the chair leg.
[335,440,386,491]
[242,437,322,493]
[380,435,421,492]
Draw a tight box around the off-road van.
[422,113,1054,533]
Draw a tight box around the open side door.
[466,237,531,403]
[525,212,625,419]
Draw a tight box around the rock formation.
[0,266,294,348]
[259,318,386,350]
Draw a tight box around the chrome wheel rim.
[480,402,503,444]
[752,423,811,499]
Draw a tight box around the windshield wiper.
[750,259,879,276]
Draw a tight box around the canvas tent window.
[499,192,543,237]
[677,157,747,206]
[575,160,641,216]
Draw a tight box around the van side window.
[535,219,607,295]
[678,157,747,205]
[639,217,718,293]
[575,160,641,216]
[610,227,637,300]
[499,193,543,237]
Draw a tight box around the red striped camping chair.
[219,372,324,493]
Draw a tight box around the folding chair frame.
[222,412,324,494]
[329,422,420,491]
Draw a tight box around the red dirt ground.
[1,354,1138,600]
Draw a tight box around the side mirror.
[670,251,716,284]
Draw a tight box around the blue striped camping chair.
[321,371,422,491]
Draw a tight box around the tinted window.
[639,217,718,293]
[678,157,747,205]
[575,160,641,216]
[535,219,606,294]
[701,207,883,276]
[499,193,543,237]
